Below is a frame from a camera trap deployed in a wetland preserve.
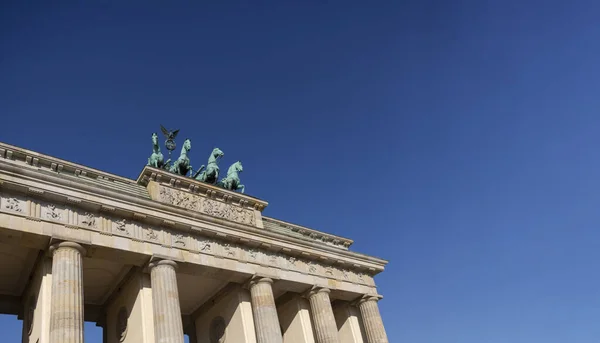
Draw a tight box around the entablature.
[0,161,387,280]
[0,142,388,286]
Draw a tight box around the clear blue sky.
[2,1,600,342]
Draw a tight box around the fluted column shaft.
[358,296,388,343]
[150,259,184,343]
[49,241,86,343]
[249,277,283,343]
[306,288,340,343]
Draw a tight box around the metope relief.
[1,195,25,214]
[173,233,186,247]
[145,227,159,241]
[222,243,237,258]
[80,212,98,229]
[113,218,130,236]
[42,203,65,222]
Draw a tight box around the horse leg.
[237,184,245,194]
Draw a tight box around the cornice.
[0,142,135,185]
[263,216,353,250]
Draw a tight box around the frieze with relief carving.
[159,186,200,211]
[2,195,25,214]
[156,185,256,226]
[43,203,64,222]
[113,218,130,236]
[201,197,255,226]
[80,212,97,228]
[0,193,373,286]
[173,233,186,247]
[145,226,159,241]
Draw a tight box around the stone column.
[48,241,86,343]
[305,287,340,343]
[149,259,185,343]
[357,296,388,343]
[248,277,283,343]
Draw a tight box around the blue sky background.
[2,1,600,342]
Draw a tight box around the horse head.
[229,161,243,174]
[182,139,191,153]
[212,147,224,159]
[151,133,158,147]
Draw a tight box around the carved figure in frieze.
[146,228,158,240]
[169,138,193,176]
[174,233,186,246]
[217,161,245,193]
[288,257,297,267]
[307,261,318,274]
[81,212,96,227]
[45,204,62,220]
[193,147,224,184]
[248,249,257,260]
[200,240,212,252]
[147,133,165,169]
[115,219,129,235]
[4,197,23,213]
[223,243,236,257]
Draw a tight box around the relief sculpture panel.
[42,203,65,222]
[0,193,27,215]
[201,197,255,226]
[0,190,372,286]
[159,186,200,212]
[156,185,257,226]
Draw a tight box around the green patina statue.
[147,133,165,168]
[146,127,249,192]
[217,161,245,193]
[193,148,224,184]
[168,138,193,176]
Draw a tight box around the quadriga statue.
[193,147,224,184]
[217,161,245,193]
[147,133,165,168]
[168,138,193,176]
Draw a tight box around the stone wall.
[194,285,256,343]
[21,258,52,343]
[105,270,154,343]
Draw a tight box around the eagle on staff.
[160,124,180,158]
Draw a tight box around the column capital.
[49,241,87,256]
[148,259,178,270]
[303,286,331,299]
[354,294,383,306]
[244,274,276,289]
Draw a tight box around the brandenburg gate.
[0,131,389,343]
